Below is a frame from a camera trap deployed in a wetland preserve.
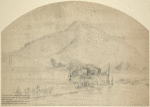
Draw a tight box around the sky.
[0,0,150,32]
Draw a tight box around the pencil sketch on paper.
[1,1,149,106]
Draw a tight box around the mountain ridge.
[9,21,147,72]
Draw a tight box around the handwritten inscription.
[1,94,30,105]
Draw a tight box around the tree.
[57,62,65,67]
[67,63,74,71]
[51,58,57,67]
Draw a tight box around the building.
[76,64,112,88]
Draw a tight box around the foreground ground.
[1,67,149,106]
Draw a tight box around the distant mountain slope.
[11,20,107,58]
[2,1,148,54]
[53,21,143,71]
[10,21,147,72]
[11,28,76,58]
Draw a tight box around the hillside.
[53,21,144,72]
[11,28,76,58]
[9,21,147,72]
[2,1,148,54]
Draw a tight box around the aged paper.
[1,1,149,106]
